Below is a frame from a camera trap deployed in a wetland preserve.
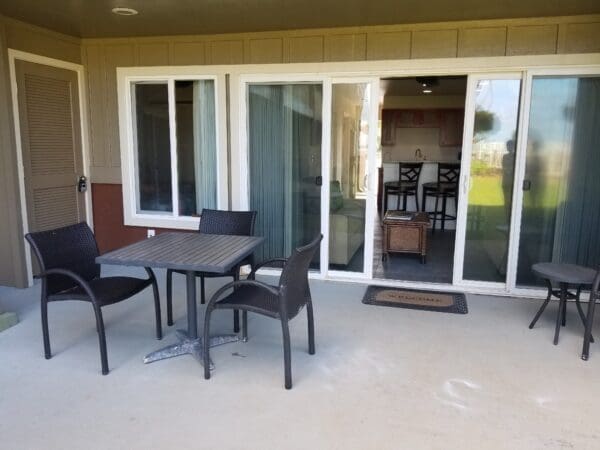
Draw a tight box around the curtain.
[249,85,287,262]
[556,78,600,266]
[193,80,217,212]
[248,84,322,262]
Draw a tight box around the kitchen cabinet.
[381,108,464,147]
[381,109,396,145]
[439,109,464,146]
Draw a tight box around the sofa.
[305,180,365,266]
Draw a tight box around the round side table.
[530,263,596,346]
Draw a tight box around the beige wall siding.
[82,14,600,183]
[0,22,26,286]
[558,22,600,53]
[3,16,81,64]
[506,25,559,56]
[457,27,507,57]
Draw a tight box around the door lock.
[77,175,88,193]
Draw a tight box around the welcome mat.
[362,286,468,314]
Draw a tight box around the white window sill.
[124,214,200,230]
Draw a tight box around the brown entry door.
[15,60,86,241]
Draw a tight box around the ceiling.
[0,0,598,38]
[381,77,467,97]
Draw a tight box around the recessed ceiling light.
[112,7,138,16]
[423,89,433,94]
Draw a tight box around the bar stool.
[530,262,597,346]
[421,163,460,232]
[383,162,422,213]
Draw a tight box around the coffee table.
[382,211,430,264]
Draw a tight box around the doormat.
[362,286,468,314]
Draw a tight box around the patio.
[1,266,599,449]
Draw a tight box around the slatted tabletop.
[96,232,264,273]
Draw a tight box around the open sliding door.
[326,78,379,279]
[454,73,524,289]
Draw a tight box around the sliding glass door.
[242,70,599,289]
[246,83,323,269]
[244,77,378,276]
[514,74,600,288]
[327,80,378,276]
[455,74,522,286]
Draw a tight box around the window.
[120,73,222,228]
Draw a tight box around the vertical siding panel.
[103,43,135,168]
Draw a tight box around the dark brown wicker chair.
[25,222,162,375]
[203,234,322,389]
[166,209,257,332]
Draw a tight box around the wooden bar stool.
[421,162,460,232]
[383,162,422,213]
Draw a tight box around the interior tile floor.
[1,267,600,449]
[374,227,455,283]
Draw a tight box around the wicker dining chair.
[25,222,162,375]
[166,209,257,332]
[203,234,322,389]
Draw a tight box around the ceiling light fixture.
[112,7,138,16]
[423,89,432,94]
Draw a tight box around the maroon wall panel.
[91,184,180,254]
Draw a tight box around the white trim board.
[7,49,92,287]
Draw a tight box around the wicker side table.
[382,211,430,264]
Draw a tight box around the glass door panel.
[328,83,371,273]
[516,75,600,287]
[247,83,322,269]
[461,78,521,283]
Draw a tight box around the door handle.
[77,175,88,193]
[522,180,531,191]
[315,176,323,186]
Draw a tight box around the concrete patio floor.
[1,266,599,450]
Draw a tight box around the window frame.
[117,68,227,229]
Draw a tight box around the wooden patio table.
[96,232,264,368]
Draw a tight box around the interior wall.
[0,15,82,287]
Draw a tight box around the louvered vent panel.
[32,186,79,231]
[24,74,75,176]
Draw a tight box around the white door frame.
[326,77,380,280]
[453,72,525,292]
[8,49,92,287]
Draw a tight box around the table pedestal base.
[143,329,239,369]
